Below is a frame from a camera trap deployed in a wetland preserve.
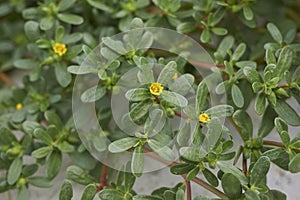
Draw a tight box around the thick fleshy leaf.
[109,137,139,153]
[81,85,106,103]
[59,180,73,200]
[46,150,62,179]
[267,23,282,43]
[125,88,151,102]
[217,161,248,185]
[148,139,175,162]
[221,173,242,199]
[161,90,188,107]
[131,145,144,177]
[233,110,253,141]
[274,100,300,126]
[57,13,84,25]
[157,61,177,86]
[288,154,300,173]
[250,156,270,186]
[8,157,23,185]
[231,84,244,108]
[80,184,97,200]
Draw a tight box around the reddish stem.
[185,179,192,200]
[97,164,110,191]
[0,71,15,85]
[242,156,248,176]
[263,140,300,153]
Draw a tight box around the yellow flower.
[16,103,23,110]
[199,113,210,123]
[172,73,178,79]
[53,43,67,56]
[149,82,163,96]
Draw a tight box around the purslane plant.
[0,0,300,200]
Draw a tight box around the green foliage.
[0,0,300,200]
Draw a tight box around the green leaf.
[40,16,54,30]
[81,85,106,103]
[232,43,246,61]
[215,35,234,58]
[231,84,244,108]
[24,21,40,41]
[22,164,38,177]
[265,49,276,65]
[67,165,96,185]
[133,195,163,200]
[153,0,180,13]
[32,146,53,159]
[205,105,234,118]
[126,88,151,102]
[45,111,62,129]
[46,150,62,179]
[203,169,218,187]
[177,121,191,146]
[265,190,287,200]
[22,121,41,134]
[170,163,195,175]
[221,173,242,198]
[233,110,253,141]
[98,189,124,200]
[200,29,210,43]
[55,62,72,87]
[58,0,76,11]
[132,145,144,177]
[279,130,290,147]
[129,100,153,125]
[180,147,205,163]
[255,92,265,115]
[33,128,53,145]
[27,177,53,188]
[14,59,39,70]
[87,0,114,13]
[59,180,73,200]
[258,105,277,138]
[144,109,165,134]
[177,22,196,33]
[109,137,139,153]
[196,81,209,113]
[17,186,30,200]
[276,47,293,76]
[8,157,23,185]
[81,184,97,200]
[243,6,254,20]
[161,90,188,107]
[157,61,177,86]
[57,141,74,153]
[55,26,65,42]
[148,139,176,162]
[57,13,84,25]
[211,27,228,36]
[170,74,194,96]
[186,166,200,181]
[217,161,248,185]
[204,118,223,151]
[243,66,261,84]
[250,156,270,186]
[288,154,300,173]
[274,100,300,126]
[102,37,126,54]
[245,190,260,200]
[267,23,283,43]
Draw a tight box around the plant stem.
[144,148,229,199]
[185,178,192,200]
[263,140,300,153]
[191,176,229,200]
[242,155,248,176]
[97,164,110,191]
[0,71,15,85]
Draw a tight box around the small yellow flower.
[172,73,178,79]
[199,113,210,123]
[53,43,67,56]
[149,82,163,96]
[16,103,23,111]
